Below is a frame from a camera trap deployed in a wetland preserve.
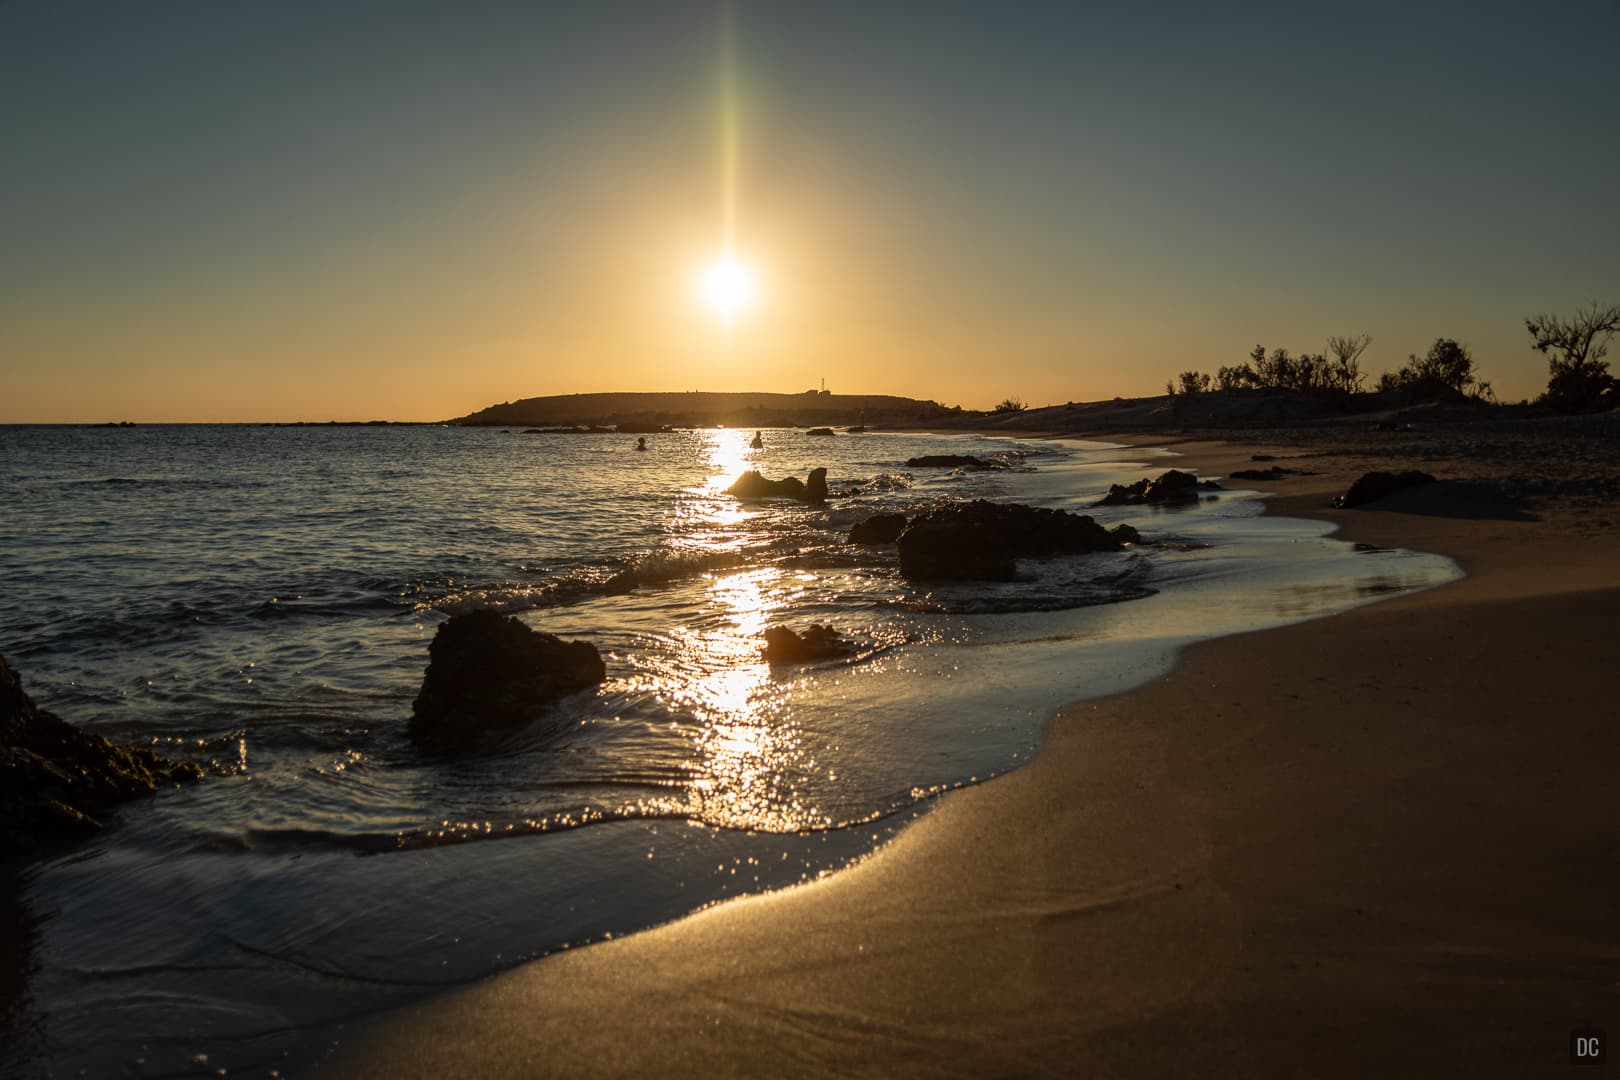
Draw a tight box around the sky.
[1,0,1616,422]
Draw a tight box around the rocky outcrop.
[806,427,836,437]
[1092,469,1220,507]
[806,467,828,505]
[409,610,605,753]
[849,513,909,545]
[726,468,829,504]
[2,655,201,856]
[905,454,994,469]
[763,625,850,665]
[895,500,1134,581]
[1230,465,1316,481]
[1332,470,1436,508]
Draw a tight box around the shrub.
[1177,370,1211,396]
[1527,302,1620,411]
[1381,338,1483,399]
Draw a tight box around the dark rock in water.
[896,499,1128,581]
[726,468,831,503]
[1333,470,1437,509]
[763,624,850,665]
[905,454,994,469]
[849,513,909,545]
[410,610,605,753]
[1,654,201,857]
[1110,523,1142,545]
[727,469,806,500]
[806,427,836,436]
[1251,454,1277,462]
[1092,468,1209,507]
[806,467,828,505]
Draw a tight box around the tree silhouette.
[1326,334,1371,392]
[1526,302,1620,411]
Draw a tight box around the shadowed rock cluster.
[409,610,606,753]
[726,467,829,504]
[2,655,201,856]
[848,513,909,545]
[904,454,997,470]
[896,500,1137,581]
[1333,470,1437,508]
[1092,469,1221,508]
[763,625,850,665]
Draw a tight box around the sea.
[0,423,1460,1077]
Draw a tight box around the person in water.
[635,437,647,451]
[750,430,763,449]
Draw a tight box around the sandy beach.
[342,429,1620,1079]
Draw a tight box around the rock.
[1230,467,1285,480]
[806,467,828,505]
[726,469,806,500]
[806,427,836,437]
[1332,470,1436,508]
[1091,468,1210,507]
[1,654,201,857]
[904,454,994,469]
[849,513,909,545]
[725,468,830,503]
[1110,523,1142,545]
[762,625,850,665]
[896,500,1128,581]
[409,610,605,753]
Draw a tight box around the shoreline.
[344,433,1620,1077]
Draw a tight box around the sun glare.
[698,257,757,323]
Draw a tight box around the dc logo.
[1571,1030,1605,1065]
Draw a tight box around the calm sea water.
[0,424,1458,1077]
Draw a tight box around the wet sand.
[342,436,1620,1078]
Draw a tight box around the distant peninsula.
[447,391,961,430]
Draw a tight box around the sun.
[698,256,758,323]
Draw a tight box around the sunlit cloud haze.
[2,0,1616,421]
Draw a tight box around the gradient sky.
[2,0,1616,421]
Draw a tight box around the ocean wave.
[888,553,1157,614]
[417,548,755,616]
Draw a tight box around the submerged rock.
[1,654,201,856]
[1092,468,1216,507]
[409,610,605,753]
[805,427,836,437]
[726,468,829,504]
[896,500,1129,581]
[1110,523,1143,545]
[763,624,850,665]
[849,513,909,545]
[1333,470,1437,508]
[904,454,995,469]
